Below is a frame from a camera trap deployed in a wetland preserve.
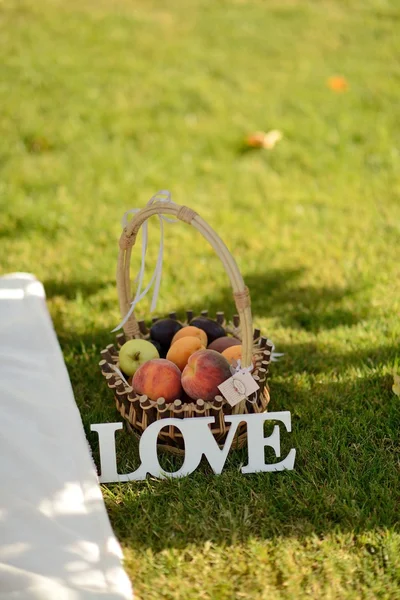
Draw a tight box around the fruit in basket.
[150,318,183,354]
[221,344,242,364]
[149,339,162,356]
[132,358,182,403]
[166,336,206,371]
[171,326,208,347]
[189,316,226,344]
[221,344,255,369]
[149,338,170,358]
[208,336,241,353]
[182,349,231,402]
[119,339,160,376]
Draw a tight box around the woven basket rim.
[124,386,270,456]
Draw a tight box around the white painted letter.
[225,411,296,474]
[137,417,213,478]
[91,423,123,483]
[199,417,242,474]
[90,422,147,483]
[91,412,296,482]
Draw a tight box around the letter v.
[199,416,243,474]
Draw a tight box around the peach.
[171,326,208,347]
[182,349,231,402]
[221,344,256,369]
[132,358,182,403]
[221,345,242,366]
[208,336,241,353]
[166,336,205,371]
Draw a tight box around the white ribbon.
[230,359,254,375]
[268,339,284,362]
[110,364,130,387]
[112,190,177,333]
[229,339,284,375]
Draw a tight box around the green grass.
[1,0,400,597]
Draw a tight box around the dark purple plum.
[150,318,183,353]
[189,316,226,344]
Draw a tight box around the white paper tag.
[218,371,260,407]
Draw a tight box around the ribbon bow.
[230,359,254,375]
[112,190,176,333]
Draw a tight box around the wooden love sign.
[91,411,296,482]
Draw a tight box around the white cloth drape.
[0,273,133,600]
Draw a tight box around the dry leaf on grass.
[245,129,283,149]
[392,374,400,397]
[327,76,349,92]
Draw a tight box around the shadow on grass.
[48,267,371,336]
[0,215,65,240]
[172,268,371,333]
[64,329,399,553]
[275,341,399,376]
[44,278,114,301]
[50,269,398,553]
[95,374,399,553]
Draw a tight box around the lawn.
[1,0,400,597]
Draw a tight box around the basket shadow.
[172,268,371,333]
[94,373,398,553]
[44,278,114,300]
[274,341,399,376]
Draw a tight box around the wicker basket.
[100,201,272,454]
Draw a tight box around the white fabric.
[0,274,133,600]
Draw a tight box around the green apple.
[118,339,159,376]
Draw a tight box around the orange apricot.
[166,336,205,371]
[171,326,208,347]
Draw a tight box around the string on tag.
[112,190,177,333]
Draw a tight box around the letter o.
[138,418,204,478]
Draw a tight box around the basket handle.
[116,202,253,368]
